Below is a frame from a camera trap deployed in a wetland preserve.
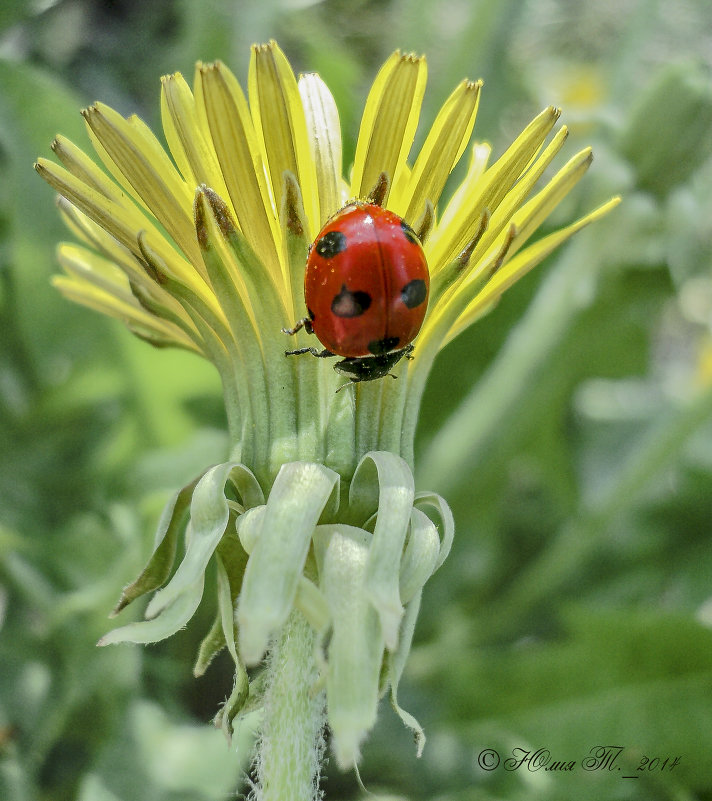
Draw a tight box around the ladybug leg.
[334,371,397,393]
[281,317,313,337]
[285,346,335,358]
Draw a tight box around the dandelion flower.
[36,40,619,801]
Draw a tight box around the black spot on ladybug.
[331,284,372,318]
[368,336,400,355]
[315,230,347,258]
[400,219,419,245]
[400,278,427,309]
[307,307,316,321]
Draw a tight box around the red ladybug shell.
[304,203,429,358]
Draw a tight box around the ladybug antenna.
[366,171,390,207]
[413,199,435,244]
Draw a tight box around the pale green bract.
[100,450,453,768]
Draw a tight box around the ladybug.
[284,202,429,385]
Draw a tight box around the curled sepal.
[235,504,265,554]
[98,570,204,645]
[194,609,226,677]
[350,451,415,650]
[110,473,200,616]
[214,661,250,742]
[399,508,441,605]
[236,461,340,665]
[312,524,385,770]
[413,490,455,572]
[146,462,263,619]
[387,590,425,757]
[215,532,249,663]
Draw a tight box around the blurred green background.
[2,0,712,799]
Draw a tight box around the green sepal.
[237,461,340,664]
[387,590,425,757]
[399,508,441,605]
[235,504,265,554]
[349,451,414,649]
[146,462,261,619]
[194,608,226,677]
[215,533,248,665]
[413,490,455,572]
[194,529,248,678]
[236,665,269,718]
[312,524,385,770]
[98,571,205,645]
[110,473,200,616]
[294,575,330,634]
[213,660,250,742]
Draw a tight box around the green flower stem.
[256,610,325,801]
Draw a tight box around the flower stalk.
[256,611,325,801]
[36,39,619,798]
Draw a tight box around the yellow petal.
[82,102,202,269]
[58,243,197,344]
[393,79,482,221]
[51,135,134,208]
[37,158,166,263]
[350,51,427,204]
[197,61,281,279]
[249,41,319,241]
[57,197,155,284]
[427,106,561,271]
[435,141,491,232]
[459,144,594,299]
[58,233,198,337]
[51,272,200,353]
[35,158,209,296]
[299,72,343,224]
[59,242,133,294]
[455,126,572,289]
[507,146,594,248]
[442,196,622,344]
[160,72,230,202]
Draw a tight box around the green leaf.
[451,610,712,797]
[215,543,243,665]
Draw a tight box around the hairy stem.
[252,610,325,801]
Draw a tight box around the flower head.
[36,41,618,472]
[36,41,618,773]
